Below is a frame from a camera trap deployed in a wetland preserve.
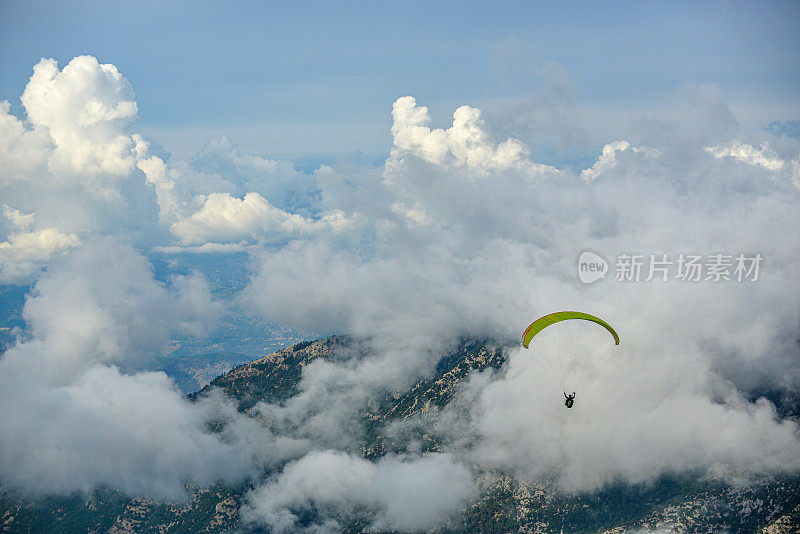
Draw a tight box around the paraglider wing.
[522,311,620,349]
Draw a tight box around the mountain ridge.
[2,336,799,533]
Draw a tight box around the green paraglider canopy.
[522,311,619,349]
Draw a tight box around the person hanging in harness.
[564,391,576,408]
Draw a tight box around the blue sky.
[2,1,799,162]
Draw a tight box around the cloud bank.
[0,239,305,500]
[242,451,473,532]
[1,55,800,530]
[244,83,800,503]
[0,56,345,281]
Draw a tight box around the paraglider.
[523,311,619,349]
[522,311,619,408]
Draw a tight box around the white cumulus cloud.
[389,96,556,176]
[245,93,800,501]
[242,451,473,533]
[172,192,349,246]
[0,238,308,500]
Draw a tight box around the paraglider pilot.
[522,311,620,411]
